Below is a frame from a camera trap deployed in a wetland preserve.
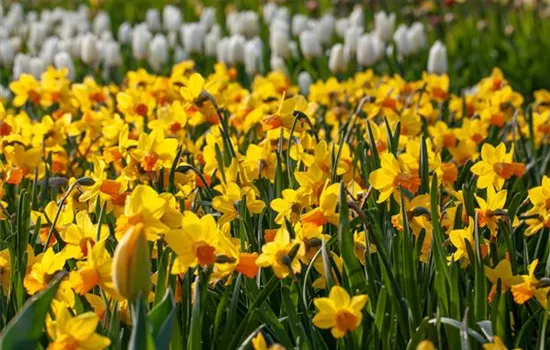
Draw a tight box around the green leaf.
[0,271,65,349]
[149,288,176,350]
[129,295,155,350]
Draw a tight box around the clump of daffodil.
[255,227,305,279]
[511,259,550,309]
[312,286,368,338]
[471,143,525,190]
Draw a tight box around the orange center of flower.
[170,122,182,134]
[537,123,550,134]
[394,172,421,194]
[335,309,359,333]
[127,214,143,225]
[236,253,259,278]
[112,192,128,206]
[79,237,96,257]
[443,133,457,148]
[302,209,328,227]
[0,121,12,136]
[490,113,506,127]
[262,115,283,131]
[100,179,122,198]
[142,151,159,172]
[135,103,148,117]
[264,229,277,243]
[28,90,41,104]
[74,268,101,295]
[6,167,24,185]
[381,98,397,111]
[89,91,106,104]
[492,79,503,91]
[195,242,216,266]
[441,162,458,184]
[493,162,525,179]
[471,133,484,144]
[55,335,80,350]
[432,87,448,100]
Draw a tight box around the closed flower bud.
[217,37,230,63]
[328,43,346,73]
[132,24,152,60]
[263,3,278,25]
[393,24,410,56]
[13,53,30,78]
[270,55,288,75]
[40,37,59,66]
[292,15,309,37]
[28,22,47,55]
[357,34,377,67]
[270,30,289,59]
[146,8,161,32]
[204,30,220,57]
[112,224,151,301]
[298,71,313,96]
[228,35,246,64]
[54,52,75,81]
[163,5,182,32]
[374,11,395,42]
[0,39,15,66]
[349,7,364,28]
[299,30,322,59]
[344,26,363,55]
[183,23,205,54]
[245,39,262,76]
[174,45,188,63]
[407,22,427,54]
[93,11,110,35]
[117,22,133,45]
[427,40,448,75]
[200,7,216,31]
[103,41,122,68]
[335,18,350,38]
[29,57,45,79]
[317,14,335,45]
[242,11,260,38]
[81,34,99,65]
[148,34,168,72]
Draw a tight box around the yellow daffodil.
[511,259,550,309]
[369,153,421,203]
[471,143,525,189]
[255,227,305,279]
[312,286,368,338]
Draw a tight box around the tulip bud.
[374,11,395,42]
[112,224,151,301]
[174,45,188,63]
[103,41,122,68]
[148,34,168,72]
[244,40,260,76]
[289,41,299,59]
[204,30,220,57]
[228,35,245,64]
[216,37,230,63]
[93,11,111,35]
[270,30,289,59]
[40,37,59,66]
[132,24,152,60]
[427,40,448,75]
[13,53,30,78]
[349,6,364,28]
[81,34,99,65]
[146,9,161,32]
[292,15,309,37]
[0,39,15,66]
[163,5,182,32]
[298,71,312,96]
[263,3,278,25]
[344,26,363,55]
[200,7,216,31]
[183,23,205,54]
[299,30,322,59]
[54,52,75,81]
[328,43,346,73]
[407,22,427,54]
[270,55,288,75]
[28,22,47,55]
[357,34,377,67]
[393,24,410,56]
[117,22,133,45]
[317,14,334,45]
[29,57,45,79]
[335,18,349,38]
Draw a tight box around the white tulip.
[217,37,230,63]
[299,30,322,59]
[372,36,386,61]
[148,34,168,72]
[40,37,59,66]
[118,22,133,44]
[289,41,299,59]
[146,9,161,32]
[28,22,47,55]
[104,41,122,67]
[132,24,152,60]
[317,15,335,45]
[0,39,15,66]
[205,30,220,57]
[393,24,410,56]
[349,7,364,28]
[93,11,111,35]
[29,57,45,79]
[357,34,377,67]
[81,34,100,65]
[335,18,350,38]
[298,71,313,96]
[275,7,290,23]
[270,30,289,59]
[292,15,309,37]
[242,11,260,37]
[345,26,363,55]
[374,11,395,42]
[407,22,427,54]
[0,85,11,100]
[329,43,346,73]
[182,23,205,54]
[200,7,216,31]
[13,53,30,78]
[427,40,448,75]
[174,45,188,63]
[244,39,262,76]
[163,5,182,32]
[263,3,278,25]
[54,52,75,80]
[270,55,288,75]
[228,35,245,64]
